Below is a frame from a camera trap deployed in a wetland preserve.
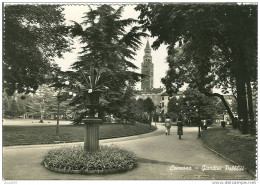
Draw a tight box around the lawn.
[201,126,256,173]
[3,123,157,146]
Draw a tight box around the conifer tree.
[69,5,147,121]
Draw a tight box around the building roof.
[161,91,169,96]
[138,88,164,94]
[161,91,183,96]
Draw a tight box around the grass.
[42,145,137,174]
[3,123,156,146]
[201,126,256,173]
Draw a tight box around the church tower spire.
[141,38,154,90]
[144,39,151,56]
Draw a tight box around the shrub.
[42,145,137,174]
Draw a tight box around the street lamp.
[196,108,201,138]
[223,110,227,122]
[40,98,45,123]
[175,95,180,122]
[155,105,161,126]
[34,87,45,123]
[54,81,76,141]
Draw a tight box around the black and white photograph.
[2,1,258,184]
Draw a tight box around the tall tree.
[167,89,219,124]
[167,96,184,121]
[143,97,155,129]
[2,92,27,118]
[3,4,72,95]
[2,92,10,118]
[136,3,257,134]
[69,5,147,121]
[8,100,19,118]
[26,85,70,120]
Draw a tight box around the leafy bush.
[42,145,137,174]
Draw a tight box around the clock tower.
[141,39,154,90]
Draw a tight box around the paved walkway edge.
[202,142,257,179]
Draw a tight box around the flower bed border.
[43,162,136,175]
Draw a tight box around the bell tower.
[141,39,154,90]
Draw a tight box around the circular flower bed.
[42,145,137,174]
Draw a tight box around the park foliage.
[3,4,257,134]
[135,3,257,134]
[66,5,148,123]
[3,4,151,124]
[4,5,72,95]
[167,88,227,124]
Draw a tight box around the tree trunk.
[230,46,250,134]
[56,99,60,136]
[236,77,249,134]
[149,112,152,129]
[246,80,254,122]
[246,80,256,135]
[199,89,234,123]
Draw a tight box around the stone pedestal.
[82,118,102,152]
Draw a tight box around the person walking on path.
[202,120,207,130]
[177,120,183,139]
[165,116,171,135]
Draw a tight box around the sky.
[55,4,169,90]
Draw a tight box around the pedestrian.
[165,116,171,135]
[202,120,207,130]
[111,115,115,123]
[177,121,183,139]
[233,117,238,129]
[200,120,204,130]
[221,120,226,128]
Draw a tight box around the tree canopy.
[136,3,256,93]
[143,97,155,113]
[3,4,72,95]
[69,5,147,120]
[167,89,220,124]
[135,3,257,134]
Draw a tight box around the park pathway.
[3,124,254,180]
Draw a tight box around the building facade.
[135,88,164,108]
[160,91,184,113]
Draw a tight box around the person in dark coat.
[221,120,226,128]
[177,121,183,139]
[233,117,238,129]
